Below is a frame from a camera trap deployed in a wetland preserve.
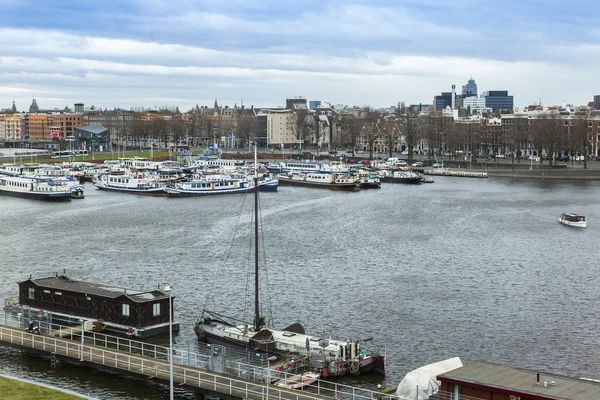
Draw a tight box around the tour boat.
[559,213,586,228]
[380,170,424,184]
[357,171,381,189]
[0,176,72,201]
[166,174,254,197]
[277,172,361,191]
[93,173,166,196]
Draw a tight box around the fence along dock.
[0,311,385,400]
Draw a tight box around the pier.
[0,312,384,400]
[424,168,488,178]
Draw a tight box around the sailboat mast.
[253,143,260,331]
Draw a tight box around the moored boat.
[381,170,424,184]
[559,213,586,228]
[258,174,279,192]
[194,154,384,377]
[0,176,72,201]
[166,174,254,197]
[93,173,166,196]
[274,372,321,389]
[277,172,361,191]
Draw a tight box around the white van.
[386,157,408,167]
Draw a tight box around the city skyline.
[1,0,599,111]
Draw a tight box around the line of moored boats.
[0,156,434,201]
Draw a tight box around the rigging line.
[258,194,274,327]
[201,191,249,314]
[243,195,254,324]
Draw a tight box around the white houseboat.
[0,176,72,201]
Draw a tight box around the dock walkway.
[0,312,384,400]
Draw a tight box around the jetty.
[0,311,383,400]
[424,168,488,178]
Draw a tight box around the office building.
[462,78,477,97]
[484,91,514,112]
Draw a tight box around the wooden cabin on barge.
[17,275,179,338]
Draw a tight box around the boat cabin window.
[310,337,321,342]
[55,291,62,296]
[122,303,130,316]
[28,288,35,299]
[152,303,161,316]
[282,332,296,337]
[43,290,50,294]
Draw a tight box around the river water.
[1,177,600,399]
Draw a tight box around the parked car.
[496,154,506,158]
[400,150,409,155]
[432,162,443,168]
[558,155,570,162]
[412,162,424,167]
[302,151,314,156]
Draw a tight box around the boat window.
[152,303,161,316]
[282,332,296,337]
[310,337,321,342]
[55,291,62,296]
[43,290,50,294]
[28,288,35,299]
[122,303,130,316]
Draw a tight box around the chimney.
[451,84,456,109]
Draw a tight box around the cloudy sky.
[1,0,599,112]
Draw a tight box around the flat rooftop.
[23,275,170,303]
[438,362,600,400]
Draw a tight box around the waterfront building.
[484,90,514,113]
[0,115,25,140]
[438,361,600,400]
[74,124,110,153]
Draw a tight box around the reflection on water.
[1,177,600,398]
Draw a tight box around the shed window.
[152,303,161,316]
[122,303,130,316]
[28,288,35,299]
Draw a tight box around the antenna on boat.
[253,140,261,331]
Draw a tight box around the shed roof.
[21,275,170,303]
[438,362,600,400]
[76,124,107,134]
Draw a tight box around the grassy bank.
[0,376,84,399]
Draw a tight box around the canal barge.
[13,274,178,338]
[0,175,72,201]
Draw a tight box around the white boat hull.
[559,218,587,228]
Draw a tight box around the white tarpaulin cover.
[395,357,463,400]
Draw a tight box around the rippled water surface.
[1,177,600,398]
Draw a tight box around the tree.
[339,115,362,155]
[287,109,313,152]
[572,111,591,169]
[361,108,380,160]
[235,114,257,148]
[535,113,562,167]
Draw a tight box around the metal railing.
[0,311,389,400]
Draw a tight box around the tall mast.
[253,143,260,331]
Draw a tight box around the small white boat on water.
[559,213,586,228]
[274,372,321,390]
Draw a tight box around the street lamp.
[164,285,174,400]
[257,353,277,399]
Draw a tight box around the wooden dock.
[0,322,377,400]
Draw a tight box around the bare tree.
[361,108,380,160]
[535,113,563,167]
[572,111,591,168]
[339,115,362,156]
[287,109,313,152]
